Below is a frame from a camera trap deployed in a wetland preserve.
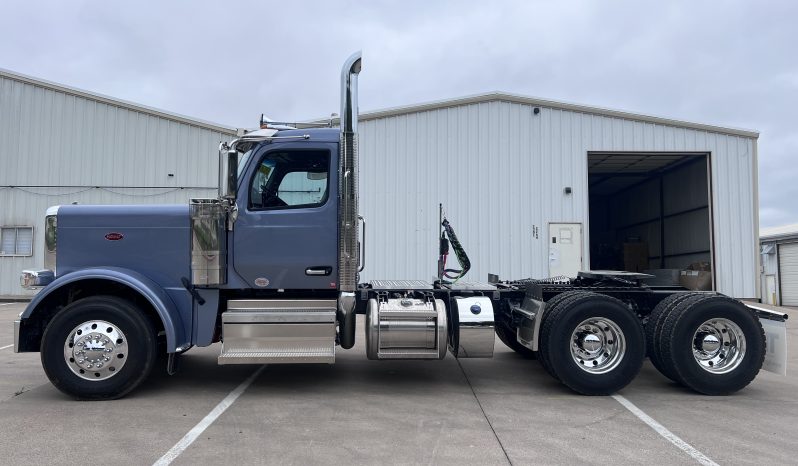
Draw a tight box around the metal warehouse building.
[760,224,798,306]
[1,70,761,300]
[357,93,760,299]
[0,68,236,296]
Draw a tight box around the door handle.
[306,266,332,276]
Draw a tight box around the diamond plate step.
[218,348,335,365]
[218,299,337,365]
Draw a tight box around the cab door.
[233,143,338,290]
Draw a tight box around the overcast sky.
[2,0,796,227]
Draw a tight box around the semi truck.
[14,52,788,400]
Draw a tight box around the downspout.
[338,51,362,349]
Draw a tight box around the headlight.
[20,269,54,289]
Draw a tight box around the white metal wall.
[358,100,758,298]
[0,72,235,296]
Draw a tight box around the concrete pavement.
[1,303,796,465]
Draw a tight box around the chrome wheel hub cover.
[570,318,626,374]
[63,320,128,381]
[692,318,746,374]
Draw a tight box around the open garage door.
[588,153,713,289]
[778,242,798,306]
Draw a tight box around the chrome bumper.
[13,319,21,353]
[20,269,54,290]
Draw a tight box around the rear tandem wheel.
[538,291,645,395]
[654,295,765,395]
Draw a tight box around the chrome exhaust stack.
[337,51,362,349]
[338,51,362,293]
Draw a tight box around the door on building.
[587,152,713,288]
[549,223,583,277]
[765,275,777,305]
[778,242,798,306]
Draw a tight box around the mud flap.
[760,317,787,375]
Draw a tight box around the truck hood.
[56,204,190,287]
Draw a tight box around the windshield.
[238,149,254,177]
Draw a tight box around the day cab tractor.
[14,52,787,399]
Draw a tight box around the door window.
[248,150,330,210]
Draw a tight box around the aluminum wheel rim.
[63,320,128,381]
[692,318,746,374]
[570,317,626,374]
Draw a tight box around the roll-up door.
[778,242,798,306]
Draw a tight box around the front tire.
[539,292,645,395]
[41,296,157,400]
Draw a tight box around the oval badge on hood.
[105,232,124,241]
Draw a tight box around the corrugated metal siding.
[359,101,758,298]
[778,242,798,306]
[0,75,231,187]
[0,73,235,295]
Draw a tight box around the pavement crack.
[455,358,513,466]
[574,408,623,429]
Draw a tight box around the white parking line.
[0,303,17,306]
[152,365,266,466]
[0,344,13,350]
[612,394,719,466]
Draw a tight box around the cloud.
[1,0,796,227]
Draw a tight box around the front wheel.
[41,296,157,400]
[539,292,645,395]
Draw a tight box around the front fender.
[21,267,188,352]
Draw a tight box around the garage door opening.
[588,152,714,289]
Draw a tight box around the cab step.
[218,299,336,365]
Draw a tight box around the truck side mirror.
[218,144,239,201]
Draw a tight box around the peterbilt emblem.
[470,304,482,315]
[104,232,124,241]
[254,277,270,287]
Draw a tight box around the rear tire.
[659,295,765,395]
[539,292,645,395]
[41,296,157,400]
[645,292,699,381]
[537,291,595,379]
[495,324,536,358]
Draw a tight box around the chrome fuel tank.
[366,298,447,360]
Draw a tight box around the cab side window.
[249,150,330,210]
